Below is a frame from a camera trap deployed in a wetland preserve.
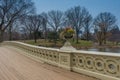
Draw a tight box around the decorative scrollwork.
[78,56,84,67]
[85,57,94,69]
[106,60,118,74]
[95,59,104,71]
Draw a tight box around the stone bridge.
[0,41,120,80]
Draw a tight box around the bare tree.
[22,15,42,43]
[93,12,116,45]
[41,12,48,41]
[21,16,33,39]
[109,25,120,45]
[65,6,90,43]
[83,13,92,41]
[47,10,64,44]
[20,26,30,40]
[7,20,19,40]
[0,0,35,42]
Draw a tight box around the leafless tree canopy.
[83,11,92,41]
[65,6,90,43]
[0,0,35,41]
[21,15,42,43]
[48,10,64,32]
[93,12,117,45]
[0,1,119,45]
[41,12,48,41]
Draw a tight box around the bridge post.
[59,41,76,70]
[58,51,72,70]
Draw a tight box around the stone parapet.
[2,41,120,80]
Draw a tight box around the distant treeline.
[0,0,120,45]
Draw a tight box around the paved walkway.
[0,46,98,80]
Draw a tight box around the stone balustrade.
[2,41,120,80]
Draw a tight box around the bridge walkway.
[0,46,98,80]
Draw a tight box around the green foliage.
[64,27,75,35]
[47,31,59,41]
[71,40,93,48]
[60,27,75,39]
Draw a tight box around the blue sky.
[33,0,120,27]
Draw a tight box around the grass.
[71,40,93,49]
[20,39,93,49]
[20,39,119,49]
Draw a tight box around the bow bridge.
[0,41,120,80]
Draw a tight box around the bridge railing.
[2,41,120,80]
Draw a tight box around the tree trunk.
[86,26,89,41]
[104,39,106,44]
[34,38,37,43]
[34,35,37,43]
[104,33,106,44]
[97,32,103,46]
[0,30,4,42]
[86,31,89,41]
[9,25,12,41]
[34,32,37,43]
[29,31,32,39]
[103,30,106,44]
[44,24,47,42]
[99,41,102,46]
[54,32,57,45]
[76,31,79,43]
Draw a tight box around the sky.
[33,0,120,27]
